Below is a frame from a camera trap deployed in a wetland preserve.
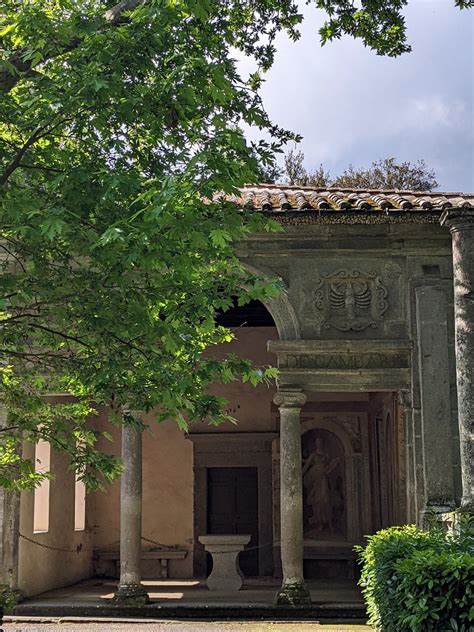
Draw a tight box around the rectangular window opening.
[74,476,86,531]
[33,440,51,533]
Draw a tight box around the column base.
[459,499,474,515]
[420,502,455,529]
[275,580,311,606]
[113,583,149,605]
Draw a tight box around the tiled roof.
[231,184,474,213]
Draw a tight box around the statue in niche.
[302,429,346,540]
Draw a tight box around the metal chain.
[98,536,174,551]
[20,533,277,556]
[19,532,82,554]
[141,536,175,550]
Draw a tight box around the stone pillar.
[0,404,21,597]
[274,389,310,606]
[412,407,425,525]
[114,421,149,604]
[441,209,474,512]
[415,285,455,518]
[398,390,413,523]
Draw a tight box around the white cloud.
[237,0,474,190]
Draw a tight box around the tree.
[332,158,438,190]
[283,151,438,191]
[284,149,331,187]
[0,0,470,490]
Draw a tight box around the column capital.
[273,389,306,409]
[398,389,412,410]
[440,208,474,233]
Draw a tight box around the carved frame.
[189,432,276,578]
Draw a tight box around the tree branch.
[0,116,75,185]
[0,0,147,94]
[28,323,93,348]
[0,127,46,185]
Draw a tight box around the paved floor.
[9,579,367,630]
[13,579,364,607]
[3,622,373,632]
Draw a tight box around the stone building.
[1,184,473,604]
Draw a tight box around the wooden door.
[207,467,259,576]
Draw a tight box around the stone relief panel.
[289,256,406,339]
[301,429,346,540]
[314,269,389,332]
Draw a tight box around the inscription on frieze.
[279,353,409,370]
[314,269,389,332]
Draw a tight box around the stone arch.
[241,263,300,340]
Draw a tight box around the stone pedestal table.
[198,535,251,591]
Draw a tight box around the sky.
[238,0,474,192]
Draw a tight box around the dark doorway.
[207,467,259,576]
[215,298,275,327]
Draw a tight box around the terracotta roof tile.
[231,184,474,213]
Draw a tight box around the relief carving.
[314,269,389,331]
[302,429,346,540]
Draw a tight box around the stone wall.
[18,443,94,597]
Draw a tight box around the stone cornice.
[268,339,412,355]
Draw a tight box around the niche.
[301,429,346,540]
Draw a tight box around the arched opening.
[191,298,279,578]
[215,298,276,327]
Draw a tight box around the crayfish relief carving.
[314,269,388,332]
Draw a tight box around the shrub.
[0,584,18,611]
[356,519,474,631]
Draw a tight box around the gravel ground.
[3,621,372,632]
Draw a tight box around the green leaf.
[40,217,66,240]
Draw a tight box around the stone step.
[13,602,367,623]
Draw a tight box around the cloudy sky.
[240,0,473,192]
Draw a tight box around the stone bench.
[94,549,187,579]
[303,541,359,579]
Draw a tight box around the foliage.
[283,149,438,191]
[284,148,330,187]
[356,519,474,632]
[0,0,470,489]
[0,583,19,610]
[332,158,438,191]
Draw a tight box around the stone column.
[0,404,21,598]
[441,209,474,512]
[114,421,149,604]
[274,389,310,606]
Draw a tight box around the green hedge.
[356,520,474,632]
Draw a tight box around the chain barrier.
[19,532,82,554]
[141,536,175,550]
[98,536,175,551]
[20,532,278,556]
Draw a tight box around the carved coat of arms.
[314,269,388,331]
